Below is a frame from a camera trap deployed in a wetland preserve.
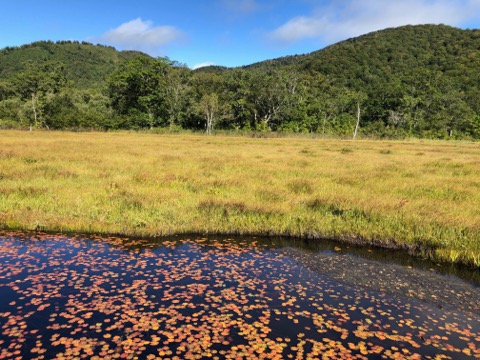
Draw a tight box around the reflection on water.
[0,232,479,359]
[271,236,480,286]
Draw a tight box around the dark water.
[274,236,480,286]
[0,232,479,359]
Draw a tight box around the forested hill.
[245,24,480,80]
[0,41,150,88]
[243,24,480,138]
[0,25,479,138]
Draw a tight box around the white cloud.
[95,18,185,52]
[270,16,327,43]
[270,0,480,45]
[191,62,216,70]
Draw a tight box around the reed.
[1,130,479,266]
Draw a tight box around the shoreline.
[281,247,480,315]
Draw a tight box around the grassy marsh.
[0,130,479,266]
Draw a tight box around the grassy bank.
[0,130,479,266]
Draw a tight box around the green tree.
[188,72,226,131]
[12,61,67,130]
[195,93,223,134]
[0,98,23,128]
[0,82,14,101]
[249,69,289,130]
[165,66,191,129]
[221,69,254,129]
[108,57,170,128]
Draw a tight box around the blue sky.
[1,0,479,69]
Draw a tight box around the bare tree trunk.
[206,111,213,135]
[31,93,38,131]
[323,114,326,134]
[148,111,154,130]
[263,113,271,127]
[353,102,361,140]
[207,117,213,134]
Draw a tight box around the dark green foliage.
[192,65,228,74]
[107,57,193,129]
[0,40,150,89]
[1,25,480,138]
[246,24,480,138]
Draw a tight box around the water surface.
[0,232,479,359]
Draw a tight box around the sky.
[1,0,479,69]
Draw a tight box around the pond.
[0,232,479,359]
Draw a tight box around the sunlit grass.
[1,130,479,266]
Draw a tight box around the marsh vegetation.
[0,131,479,266]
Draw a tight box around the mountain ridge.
[0,40,151,88]
[2,24,479,83]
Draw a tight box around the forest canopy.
[0,24,479,139]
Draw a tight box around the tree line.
[1,24,479,138]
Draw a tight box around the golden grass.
[1,130,479,266]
